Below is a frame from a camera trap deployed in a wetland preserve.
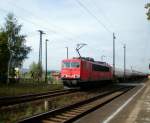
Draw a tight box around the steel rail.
[18,86,133,123]
[0,89,78,107]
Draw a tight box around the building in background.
[49,71,61,80]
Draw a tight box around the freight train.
[61,57,147,87]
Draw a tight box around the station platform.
[111,79,150,123]
[75,79,150,123]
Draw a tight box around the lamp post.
[45,39,48,83]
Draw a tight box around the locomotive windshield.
[62,61,80,68]
[62,62,70,68]
[71,62,80,68]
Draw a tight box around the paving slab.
[75,79,149,123]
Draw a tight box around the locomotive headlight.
[63,75,67,78]
[75,75,80,78]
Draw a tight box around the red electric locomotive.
[61,57,113,87]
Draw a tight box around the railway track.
[18,86,133,123]
[0,89,78,107]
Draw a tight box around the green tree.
[29,62,43,81]
[0,31,10,82]
[0,13,31,83]
[145,3,150,20]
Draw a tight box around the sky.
[0,0,150,72]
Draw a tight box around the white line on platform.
[102,84,145,123]
[116,83,145,86]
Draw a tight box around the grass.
[0,82,63,97]
[0,101,46,123]
[0,91,97,123]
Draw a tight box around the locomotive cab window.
[62,62,70,68]
[71,62,80,68]
[62,61,80,68]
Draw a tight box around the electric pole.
[65,47,68,59]
[123,44,126,81]
[101,55,106,62]
[45,39,48,83]
[38,30,45,66]
[7,32,15,84]
[113,33,116,79]
[131,66,133,72]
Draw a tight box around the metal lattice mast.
[38,30,45,66]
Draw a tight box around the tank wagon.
[61,57,147,87]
